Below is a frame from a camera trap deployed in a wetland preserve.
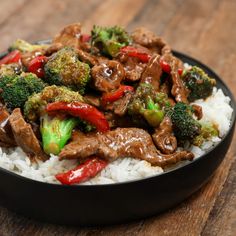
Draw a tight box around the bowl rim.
[0,46,235,189]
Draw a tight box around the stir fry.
[0,23,218,184]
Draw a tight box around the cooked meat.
[131,27,171,55]
[160,77,171,94]
[45,43,63,56]
[171,64,189,103]
[21,50,46,68]
[60,131,100,159]
[104,112,116,127]
[152,117,177,154]
[161,54,189,103]
[104,112,134,128]
[102,90,132,116]
[118,53,146,82]
[76,48,98,66]
[84,94,101,107]
[0,106,10,123]
[0,107,16,147]
[97,128,159,163]
[53,23,81,48]
[60,128,194,167]
[9,108,47,160]
[29,121,41,140]
[91,60,125,92]
[159,79,176,106]
[192,104,203,120]
[113,92,132,116]
[140,54,162,90]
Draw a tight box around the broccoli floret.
[40,114,78,155]
[143,98,165,127]
[24,85,88,155]
[0,63,22,77]
[182,66,216,102]
[128,83,168,127]
[9,39,49,52]
[0,72,46,110]
[91,25,132,57]
[24,85,84,121]
[168,102,201,140]
[193,122,219,146]
[44,47,90,94]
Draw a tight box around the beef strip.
[161,54,189,103]
[45,43,63,56]
[113,92,132,116]
[9,108,48,160]
[117,53,146,82]
[131,27,171,55]
[91,60,125,92]
[152,117,177,154]
[159,79,176,106]
[160,76,171,94]
[171,63,188,103]
[76,48,98,66]
[53,23,82,49]
[104,112,117,128]
[161,53,184,69]
[140,54,162,91]
[192,104,203,120]
[102,91,133,117]
[0,107,16,147]
[59,128,194,167]
[104,112,134,128]
[84,94,101,107]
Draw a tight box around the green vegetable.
[193,122,219,146]
[128,83,168,127]
[40,114,78,155]
[9,39,49,52]
[0,63,22,77]
[182,66,216,102]
[24,85,84,121]
[168,102,201,140]
[0,72,46,109]
[44,47,90,94]
[24,85,89,154]
[91,25,132,57]
[143,98,165,127]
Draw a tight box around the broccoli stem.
[143,98,164,127]
[40,114,78,155]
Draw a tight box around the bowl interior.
[0,46,235,188]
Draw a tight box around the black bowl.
[0,47,235,226]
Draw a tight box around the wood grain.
[202,157,236,236]
[0,0,235,235]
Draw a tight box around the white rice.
[0,87,233,184]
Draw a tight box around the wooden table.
[0,0,235,235]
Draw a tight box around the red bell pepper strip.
[0,50,21,66]
[27,55,47,78]
[177,68,183,76]
[56,157,108,185]
[46,101,110,132]
[160,59,183,76]
[120,46,151,63]
[160,59,171,73]
[101,85,134,105]
[80,34,91,43]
